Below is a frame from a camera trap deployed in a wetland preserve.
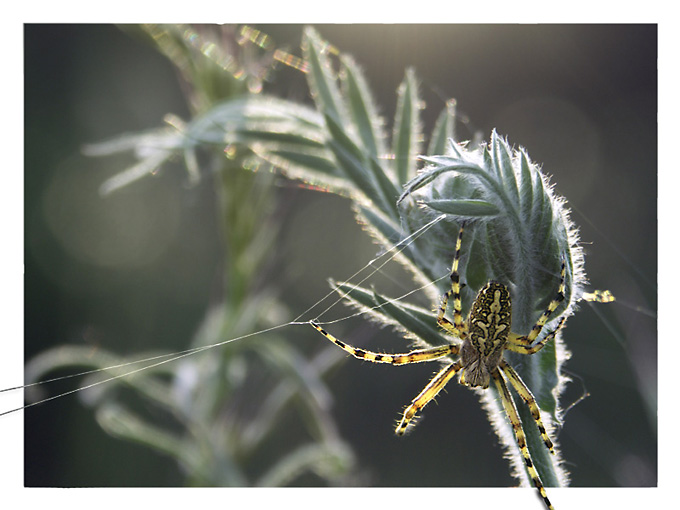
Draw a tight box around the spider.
[310,223,567,510]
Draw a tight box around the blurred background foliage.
[24,24,656,488]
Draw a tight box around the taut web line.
[3,214,447,418]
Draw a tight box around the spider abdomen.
[460,282,512,388]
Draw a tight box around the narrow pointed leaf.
[518,149,534,223]
[425,198,500,217]
[392,68,422,184]
[323,112,387,206]
[234,129,328,149]
[369,289,451,348]
[492,130,520,207]
[368,157,401,218]
[428,99,457,157]
[326,138,378,202]
[96,403,186,460]
[303,27,345,125]
[356,204,407,249]
[332,281,447,349]
[340,55,386,158]
[267,149,340,176]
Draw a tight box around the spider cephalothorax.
[310,224,566,510]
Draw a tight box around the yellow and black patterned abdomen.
[460,282,512,388]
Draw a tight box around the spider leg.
[506,316,566,355]
[499,360,554,453]
[492,369,554,510]
[310,321,459,365]
[395,360,462,435]
[507,261,566,350]
[437,224,467,336]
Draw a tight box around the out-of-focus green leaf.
[392,68,422,185]
[331,281,447,350]
[340,54,386,158]
[427,99,457,157]
[302,27,345,126]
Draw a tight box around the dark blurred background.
[24,24,656,488]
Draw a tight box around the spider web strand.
[6,215,446,416]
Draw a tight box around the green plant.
[27,25,597,495]
[25,24,355,487]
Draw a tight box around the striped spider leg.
[310,224,567,509]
